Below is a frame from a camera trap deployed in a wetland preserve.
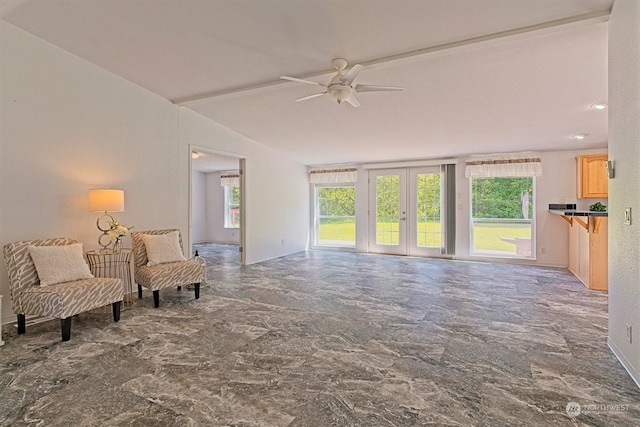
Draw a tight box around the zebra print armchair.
[131,229,202,308]
[3,237,124,342]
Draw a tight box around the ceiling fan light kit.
[280,58,402,107]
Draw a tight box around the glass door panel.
[368,167,444,257]
[368,169,407,255]
[409,167,442,257]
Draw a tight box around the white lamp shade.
[89,189,124,212]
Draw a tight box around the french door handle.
[400,217,406,221]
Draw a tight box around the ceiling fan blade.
[345,93,361,108]
[355,84,403,93]
[280,76,324,86]
[295,93,326,102]
[341,64,364,85]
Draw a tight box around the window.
[470,177,534,258]
[315,185,356,247]
[224,185,240,228]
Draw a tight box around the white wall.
[204,172,240,245]
[178,109,309,264]
[608,0,640,387]
[0,21,309,323]
[191,170,207,243]
[191,170,241,245]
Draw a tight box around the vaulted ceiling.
[1,0,612,166]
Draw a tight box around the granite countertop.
[548,204,608,217]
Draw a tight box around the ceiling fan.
[280,58,403,108]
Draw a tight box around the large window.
[470,177,534,258]
[315,185,356,247]
[224,185,240,228]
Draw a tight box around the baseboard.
[195,241,239,246]
[247,250,306,265]
[447,255,567,269]
[608,337,640,390]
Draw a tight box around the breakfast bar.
[549,204,608,291]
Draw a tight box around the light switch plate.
[624,207,632,225]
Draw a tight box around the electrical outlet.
[627,324,633,344]
[625,208,632,225]
[540,247,546,254]
[559,195,566,203]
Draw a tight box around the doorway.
[368,167,444,257]
[190,147,246,265]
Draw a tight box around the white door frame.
[408,166,443,257]
[188,145,247,265]
[368,168,408,255]
[368,167,443,257]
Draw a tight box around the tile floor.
[0,244,638,426]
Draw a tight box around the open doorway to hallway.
[190,148,245,264]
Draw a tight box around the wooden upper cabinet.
[577,154,608,198]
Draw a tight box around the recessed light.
[572,134,588,140]
[591,102,608,110]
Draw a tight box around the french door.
[368,167,443,256]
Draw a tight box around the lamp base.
[97,212,114,250]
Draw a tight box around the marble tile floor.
[0,244,639,426]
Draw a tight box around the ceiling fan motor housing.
[328,84,352,103]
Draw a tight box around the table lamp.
[89,189,124,250]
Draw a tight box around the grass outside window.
[320,220,531,253]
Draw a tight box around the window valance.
[220,171,240,187]
[309,167,358,184]
[465,153,542,178]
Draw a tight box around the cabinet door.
[588,218,608,291]
[578,224,590,284]
[578,154,608,198]
[568,223,580,277]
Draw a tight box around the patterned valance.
[309,167,358,184]
[220,171,240,187]
[465,154,542,178]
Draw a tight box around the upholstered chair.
[3,238,124,342]
[131,229,202,308]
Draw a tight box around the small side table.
[86,249,134,306]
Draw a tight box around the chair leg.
[17,314,26,335]
[138,284,143,299]
[177,286,182,291]
[153,290,160,308]
[61,318,72,342]
[194,283,200,300]
[112,301,121,322]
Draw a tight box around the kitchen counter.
[548,204,607,233]
[548,203,608,217]
[549,204,608,290]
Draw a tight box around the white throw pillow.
[28,243,94,287]
[141,231,186,266]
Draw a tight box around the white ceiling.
[191,151,240,173]
[1,0,612,166]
